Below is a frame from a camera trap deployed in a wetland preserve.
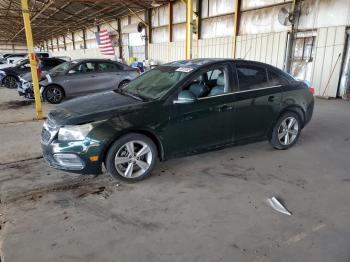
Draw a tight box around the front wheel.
[118,80,130,89]
[270,112,301,150]
[44,85,64,104]
[106,133,157,182]
[3,76,18,89]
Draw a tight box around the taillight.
[309,87,315,95]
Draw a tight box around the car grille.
[41,118,59,145]
[41,128,51,143]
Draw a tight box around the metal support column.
[232,0,241,58]
[56,37,59,51]
[21,0,43,119]
[169,2,173,42]
[285,0,300,72]
[72,32,76,50]
[185,0,193,60]
[146,9,152,60]
[50,38,54,52]
[117,18,123,60]
[82,29,87,49]
[63,35,66,51]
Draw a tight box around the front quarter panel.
[86,101,169,163]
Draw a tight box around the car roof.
[164,58,286,73]
[72,58,115,63]
[163,58,278,68]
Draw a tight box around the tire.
[44,85,64,104]
[270,112,302,150]
[106,133,158,182]
[3,75,18,89]
[118,80,130,89]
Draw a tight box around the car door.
[233,63,283,141]
[95,61,123,91]
[63,61,100,96]
[163,63,237,156]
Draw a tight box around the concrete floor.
[0,87,349,262]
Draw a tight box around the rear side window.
[236,65,269,91]
[97,62,122,72]
[37,53,49,58]
[42,59,62,67]
[268,70,289,86]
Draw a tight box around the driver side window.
[184,67,227,99]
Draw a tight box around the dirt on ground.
[0,100,34,111]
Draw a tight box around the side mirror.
[68,70,76,74]
[173,90,196,104]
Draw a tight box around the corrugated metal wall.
[149,41,186,64]
[311,26,346,97]
[149,32,287,70]
[235,32,288,69]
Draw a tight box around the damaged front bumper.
[17,78,45,100]
[41,121,105,175]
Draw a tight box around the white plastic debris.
[267,196,292,216]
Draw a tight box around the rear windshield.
[123,66,191,100]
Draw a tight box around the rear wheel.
[3,75,18,89]
[118,80,130,89]
[45,85,64,104]
[106,133,157,182]
[270,112,301,150]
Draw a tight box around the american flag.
[95,29,115,56]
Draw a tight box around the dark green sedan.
[41,59,314,182]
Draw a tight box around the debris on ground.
[267,196,292,216]
[2,177,119,205]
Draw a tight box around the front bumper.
[0,74,5,85]
[41,124,105,175]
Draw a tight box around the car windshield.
[123,66,191,100]
[49,61,76,74]
[15,59,28,66]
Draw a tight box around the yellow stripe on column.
[21,0,43,120]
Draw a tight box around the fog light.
[53,153,85,170]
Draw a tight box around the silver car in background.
[39,59,140,104]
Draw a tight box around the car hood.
[20,71,48,82]
[48,91,145,126]
[0,64,15,70]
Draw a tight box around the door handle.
[91,75,96,78]
[220,105,233,112]
[268,96,275,102]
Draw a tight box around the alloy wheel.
[46,87,63,103]
[4,76,17,89]
[114,140,153,178]
[277,117,299,146]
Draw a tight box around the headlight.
[0,70,5,75]
[19,77,27,84]
[58,123,93,141]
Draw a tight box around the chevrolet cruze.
[41,59,314,182]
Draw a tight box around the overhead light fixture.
[151,0,161,7]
